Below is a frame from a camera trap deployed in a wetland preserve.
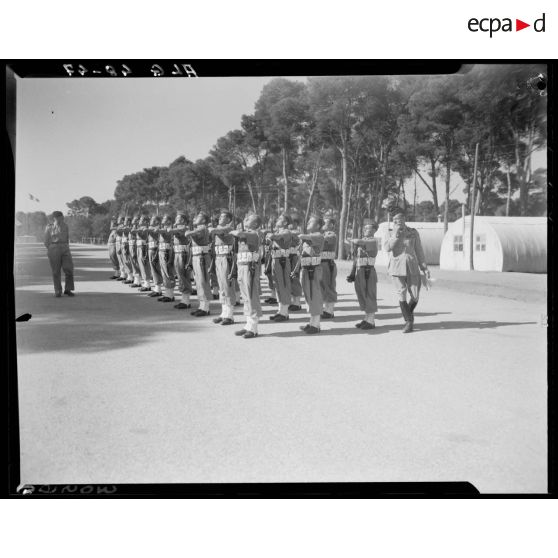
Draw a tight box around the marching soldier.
[128,214,142,288]
[167,210,193,309]
[44,211,75,297]
[183,211,212,316]
[320,212,338,319]
[267,213,292,322]
[293,213,324,334]
[107,217,120,279]
[115,215,127,281]
[232,213,263,338]
[209,209,236,325]
[135,213,152,292]
[346,222,379,330]
[147,215,164,297]
[383,207,430,333]
[157,213,176,302]
[288,216,303,311]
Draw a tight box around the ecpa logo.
[468,13,546,37]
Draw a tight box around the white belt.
[108,242,116,247]
[129,240,136,245]
[148,241,158,249]
[158,242,171,250]
[289,247,298,255]
[122,239,129,244]
[237,251,260,264]
[215,245,232,255]
[192,245,209,256]
[301,256,321,267]
[136,240,146,246]
[272,249,289,258]
[174,244,189,253]
[321,251,335,260]
[357,257,375,267]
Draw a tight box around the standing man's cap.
[52,211,63,218]
[176,210,188,218]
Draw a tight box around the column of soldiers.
[108,205,429,337]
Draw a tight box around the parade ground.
[14,244,548,493]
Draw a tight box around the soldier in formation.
[346,221,379,330]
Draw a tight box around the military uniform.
[350,237,378,329]
[299,231,324,332]
[158,222,176,302]
[188,225,212,315]
[268,228,292,320]
[383,222,428,332]
[114,220,127,280]
[320,230,337,318]
[107,224,120,278]
[44,215,75,296]
[170,215,193,309]
[288,227,303,310]
[135,218,152,291]
[211,224,236,324]
[233,229,262,337]
[120,220,133,283]
[147,219,163,296]
[128,220,141,287]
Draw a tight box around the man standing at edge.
[44,211,75,297]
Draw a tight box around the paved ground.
[14,244,548,492]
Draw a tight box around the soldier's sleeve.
[365,239,378,257]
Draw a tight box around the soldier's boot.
[399,301,413,333]
[408,298,418,323]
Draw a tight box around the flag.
[28,193,40,202]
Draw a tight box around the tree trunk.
[282,146,289,213]
[337,148,349,259]
[444,157,450,233]
[505,167,512,216]
[430,158,439,214]
[246,182,257,213]
[304,146,324,228]
[352,180,360,238]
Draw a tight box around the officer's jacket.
[382,226,426,277]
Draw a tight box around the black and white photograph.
[9,62,549,494]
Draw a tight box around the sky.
[15,74,546,216]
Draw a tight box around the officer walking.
[383,207,430,333]
[44,211,75,297]
[288,217,303,312]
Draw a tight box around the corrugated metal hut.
[439,216,547,272]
